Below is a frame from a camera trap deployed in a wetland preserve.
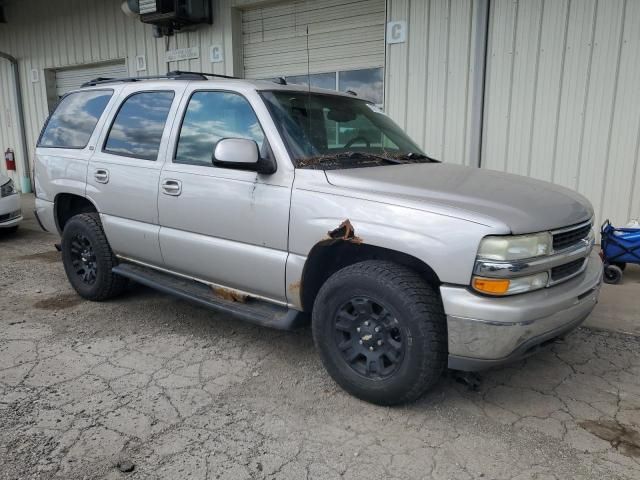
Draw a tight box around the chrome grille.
[553,223,591,251]
[0,210,20,223]
[551,258,585,282]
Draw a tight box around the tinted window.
[39,90,112,148]
[104,91,174,160]
[175,91,265,166]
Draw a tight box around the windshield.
[260,91,437,169]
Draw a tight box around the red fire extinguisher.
[4,148,16,171]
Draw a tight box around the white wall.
[385,0,482,166]
[483,0,640,228]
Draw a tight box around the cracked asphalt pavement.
[1,206,640,479]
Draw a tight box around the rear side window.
[38,90,112,149]
[104,91,174,161]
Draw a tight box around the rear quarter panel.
[34,87,122,209]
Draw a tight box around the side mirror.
[213,138,276,174]
[213,138,259,169]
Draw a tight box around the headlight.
[472,272,549,296]
[477,232,552,261]
[1,179,15,197]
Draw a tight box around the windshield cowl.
[295,151,438,170]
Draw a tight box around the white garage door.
[242,0,385,103]
[55,61,128,98]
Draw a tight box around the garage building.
[1,0,639,229]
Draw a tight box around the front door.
[87,85,185,266]
[158,88,293,304]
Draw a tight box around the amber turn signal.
[472,276,510,295]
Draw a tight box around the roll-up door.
[55,61,127,98]
[242,0,385,80]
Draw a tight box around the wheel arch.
[54,193,98,234]
[298,239,441,312]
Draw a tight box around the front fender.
[286,176,501,308]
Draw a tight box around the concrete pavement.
[1,195,638,479]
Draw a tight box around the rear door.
[87,84,186,266]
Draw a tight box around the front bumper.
[0,193,22,228]
[442,250,603,371]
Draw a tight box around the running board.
[112,263,307,330]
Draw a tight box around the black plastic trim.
[112,263,307,330]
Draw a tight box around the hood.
[324,163,592,234]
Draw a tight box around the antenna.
[306,25,311,140]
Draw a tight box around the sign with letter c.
[386,21,407,44]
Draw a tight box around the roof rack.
[81,70,239,88]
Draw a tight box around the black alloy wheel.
[334,297,405,379]
[69,233,97,285]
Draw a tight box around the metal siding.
[386,0,476,165]
[483,0,640,228]
[54,62,128,97]
[0,0,236,180]
[241,0,386,79]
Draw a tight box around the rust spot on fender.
[327,219,363,244]
[211,286,248,303]
[288,280,301,293]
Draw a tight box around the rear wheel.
[312,260,447,405]
[61,213,127,300]
[603,264,623,285]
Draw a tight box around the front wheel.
[312,260,447,405]
[61,213,127,301]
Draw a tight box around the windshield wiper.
[396,152,440,162]
[337,152,406,164]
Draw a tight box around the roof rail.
[81,70,238,88]
[167,70,239,80]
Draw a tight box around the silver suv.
[33,72,602,405]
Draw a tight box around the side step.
[112,263,307,330]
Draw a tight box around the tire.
[612,262,627,271]
[312,260,447,405]
[61,212,127,300]
[603,264,623,285]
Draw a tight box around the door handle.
[162,179,182,196]
[94,168,109,184]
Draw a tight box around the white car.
[0,173,22,233]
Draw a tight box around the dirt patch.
[580,420,640,458]
[17,250,61,264]
[33,293,82,311]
